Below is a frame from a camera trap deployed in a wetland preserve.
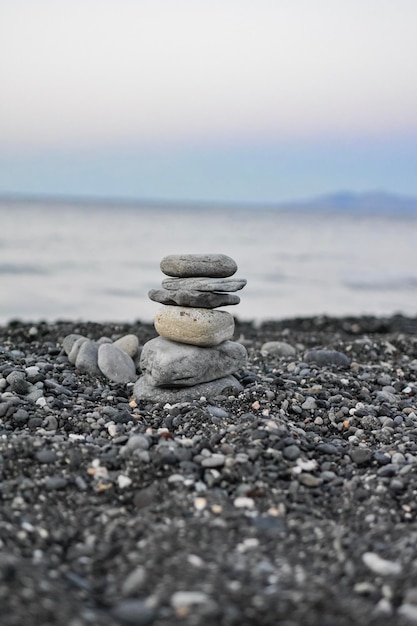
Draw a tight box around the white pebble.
[171,591,210,609]
[107,424,118,437]
[362,552,402,576]
[187,554,204,567]
[117,475,132,489]
[233,497,255,509]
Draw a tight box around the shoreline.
[1,314,417,625]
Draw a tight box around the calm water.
[1,200,416,324]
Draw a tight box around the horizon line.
[1,189,417,211]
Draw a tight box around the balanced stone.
[154,306,234,347]
[160,254,237,278]
[140,337,247,387]
[148,288,240,309]
[134,373,243,402]
[162,277,247,293]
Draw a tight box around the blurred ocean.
[1,199,416,324]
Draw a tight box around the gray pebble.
[45,476,68,490]
[43,415,58,430]
[36,449,58,463]
[350,447,373,465]
[121,566,147,596]
[305,350,350,368]
[6,371,29,394]
[361,415,381,430]
[68,337,89,364]
[261,341,296,357]
[111,599,155,625]
[201,453,226,467]
[126,435,150,451]
[98,344,136,384]
[301,396,317,410]
[298,473,322,487]
[283,445,301,460]
[75,340,101,377]
[207,406,229,419]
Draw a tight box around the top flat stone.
[160,254,237,278]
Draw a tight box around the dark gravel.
[1,314,417,626]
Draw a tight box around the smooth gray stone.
[148,288,240,308]
[160,253,237,278]
[261,341,296,357]
[98,343,137,384]
[133,374,243,403]
[75,340,101,377]
[140,337,247,387]
[62,333,86,355]
[162,277,247,293]
[68,337,88,363]
[305,349,350,368]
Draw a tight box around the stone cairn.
[133,254,248,402]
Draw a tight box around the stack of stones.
[133,254,247,402]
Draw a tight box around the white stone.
[362,552,402,576]
[171,591,210,609]
[114,334,139,358]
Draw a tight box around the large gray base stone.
[133,374,243,403]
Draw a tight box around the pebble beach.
[1,314,417,626]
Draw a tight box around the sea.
[1,199,416,325]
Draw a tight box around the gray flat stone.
[162,277,247,293]
[140,337,247,386]
[133,374,243,402]
[160,253,237,278]
[98,343,137,384]
[148,288,240,308]
[154,305,234,347]
[261,341,296,357]
[305,349,350,368]
[75,340,101,377]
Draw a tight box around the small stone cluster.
[61,333,139,384]
[133,254,248,402]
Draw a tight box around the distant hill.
[285,191,417,212]
[1,190,417,212]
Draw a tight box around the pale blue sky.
[1,0,417,203]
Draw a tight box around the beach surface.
[1,315,417,626]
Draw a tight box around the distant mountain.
[285,191,417,212]
[1,190,417,212]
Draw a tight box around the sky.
[1,0,417,204]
